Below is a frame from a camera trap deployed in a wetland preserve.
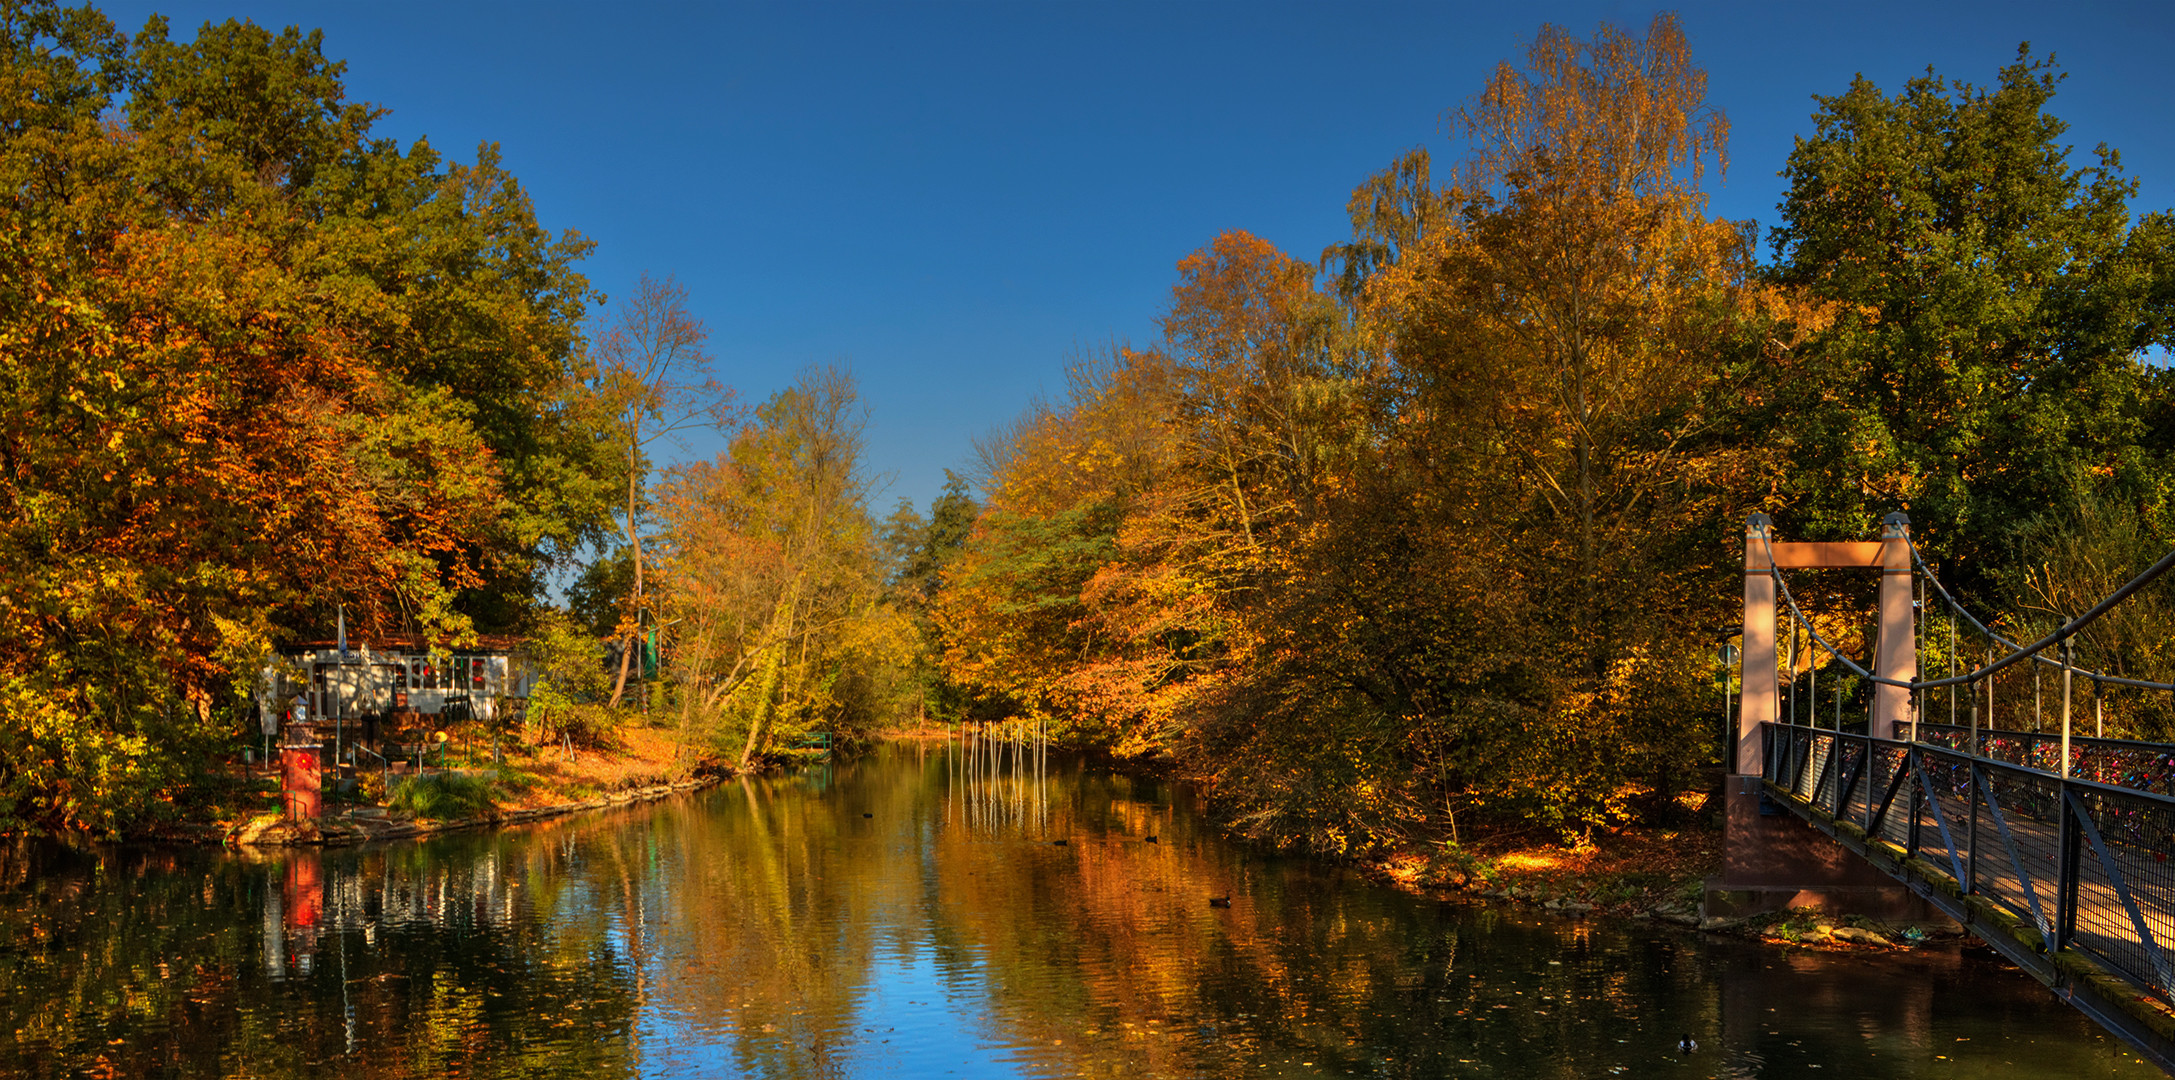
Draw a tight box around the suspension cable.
[1759,532,2175,693]
[1759,532,1882,684]
[1905,535,2175,693]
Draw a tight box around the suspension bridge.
[1715,511,2175,1071]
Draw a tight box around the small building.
[259,634,532,740]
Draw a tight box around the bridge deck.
[1760,721,2175,1073]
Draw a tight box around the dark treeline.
[911,17,2175,853]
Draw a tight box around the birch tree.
[592,274,727,708]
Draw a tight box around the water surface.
[0,741,2153,1077]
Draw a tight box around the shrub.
[389,771,498,820]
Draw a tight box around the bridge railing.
[1764,721,2175,1006]
[1897,721,2175,799]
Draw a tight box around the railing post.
[1966,758,1979,895]
[1907,744,1923,858]
[1875,512,1918,741]
[2061,640,2074,780]
[1957,608,1974,730]
[1740,513,1778,777]
[1982,648,1992,755]
[2057,783,2082,952]
[1823,723,1839,813]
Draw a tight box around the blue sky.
[96,1,2175,517]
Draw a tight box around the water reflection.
[0,743,2153,1077]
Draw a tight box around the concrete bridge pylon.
[1707,511,1945,923]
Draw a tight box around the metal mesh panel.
[1913,748,1975,879]
[1974,765,2064,934]
[1762,722,2175,1006]
[2064,786,2175,1000]
[1910,722,2175,797]
[1835,738,1868,823]
[1810,733,1846,813]
[1792,725,1827,799]
[1867,743,1914,849]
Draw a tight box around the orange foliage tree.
[0,3,612,832]
[940,17,1829,851]
[653,368,911,767]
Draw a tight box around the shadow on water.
[0,741,2152,1078]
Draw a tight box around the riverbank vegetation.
[4,3,2173,850]
[927,18,2175,856]
[0,2,618,833]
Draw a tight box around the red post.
[282,743,322,822]
[283,851,323,929]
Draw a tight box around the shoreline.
[179,726,740,849]
[1344,825,1976,953]
[223,772,729,848]
[191,734,1952,954]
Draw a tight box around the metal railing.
[1904,721,2175,799]
[1764,721,2175,1007]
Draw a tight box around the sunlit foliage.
[0,1,614,831]
[941,16,1832,849]
[653,368,915,766]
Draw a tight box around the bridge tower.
[1872,512,1918,737]
[1706,511,1943,922]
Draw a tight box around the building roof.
[294,633,526,654]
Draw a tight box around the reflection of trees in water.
[0,825,649,1078]
[636,773,888,1080]
[0,758,2141,1079]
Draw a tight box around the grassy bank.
[210,725,733,845]
[1358,816,1965,952]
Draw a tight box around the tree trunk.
[737,580,804,769]
[738,640,786,770]
[609,442,646,708]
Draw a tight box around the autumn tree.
[0,1,617,831]
[934,347,1189,749]
[880,471,982,724]
[1301,14,1843,836]
[124,13,616,630]
[654,368,908,766]
[941,17,1822,849]
[592,274,727,708]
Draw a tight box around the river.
[0,741,2152,1077]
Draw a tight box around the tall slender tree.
[592,274,727,707]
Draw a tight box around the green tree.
[1769,46,2175,592]
[567,547,636,639]
[885,471,979,611]
[0,1,619,832]
[880,472,980,724]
